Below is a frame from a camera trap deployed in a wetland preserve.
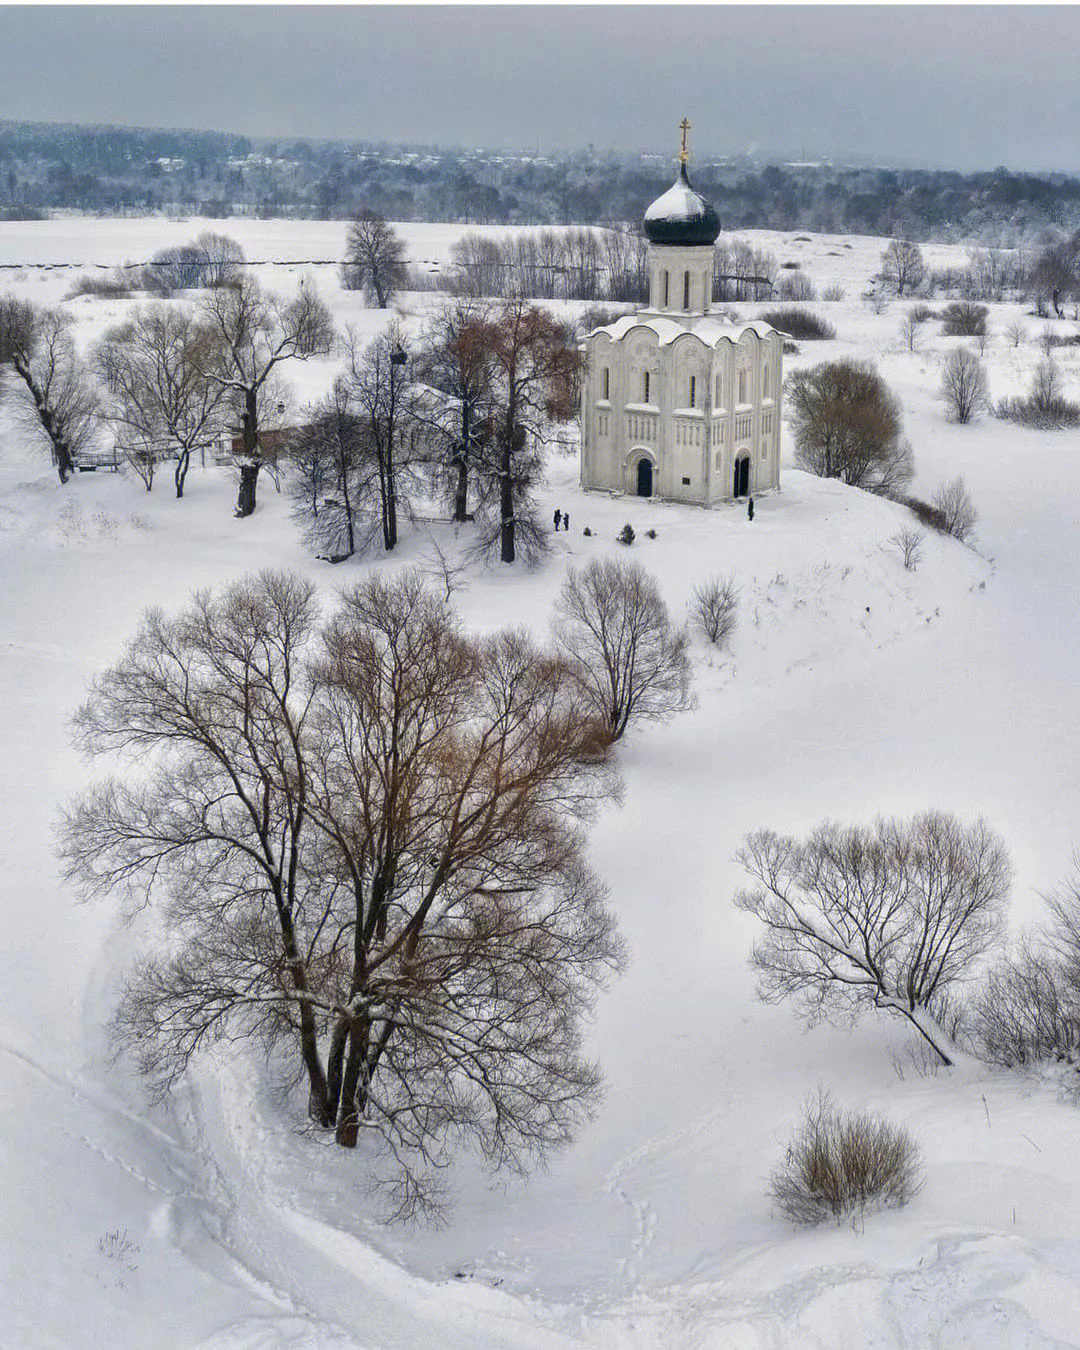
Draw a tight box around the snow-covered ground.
[4,218,1080,1348]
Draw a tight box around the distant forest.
[4,118,1080,244]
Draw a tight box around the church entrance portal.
[733,455,750,499]
[636,458,654,497]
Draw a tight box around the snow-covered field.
[4,218,1080,1348]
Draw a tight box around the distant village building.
[580,121,782,505]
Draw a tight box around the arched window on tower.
[663,271,669,308]
[683,270,691,310]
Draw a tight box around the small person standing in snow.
[747,497,755,522]
[553,509,562,532]
[562,510,570,533]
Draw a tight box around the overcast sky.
[3,5,1080,171]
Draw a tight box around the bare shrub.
[735,813,1011,1064]
[902,495,951,534]
[788,359,912,495]
[941,301,988,337]
[760,306,835,340]
[940,347,989,424]
[775,270,817,302]
[771,1092,922,1225]
[889,528,923,570]
[553,557,694,744]
[932,476,977,542]
[972,941,1080,1067]
[995,356,1080,429]
[821,285,846,302]
[66,269,137,300]
[692,574,738,646]
[973,859,1080,1068]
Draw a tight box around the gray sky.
[2,5,1080,171]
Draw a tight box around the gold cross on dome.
[679,117,692,164]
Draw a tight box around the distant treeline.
[5,119,1080,244]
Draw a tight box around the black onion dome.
[642,162,721,246]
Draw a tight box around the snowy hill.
[3,220,1080,1348]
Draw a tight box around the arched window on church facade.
[683,270,690,310]
[601,367,610,400]
[763,364,770,399]
[689,375,696,408]
[663,271,669,308]
[643,370,651,403]
[738,368,747,404]
[715,372,722,405]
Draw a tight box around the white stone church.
[580,128,782,505]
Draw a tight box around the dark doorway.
[733,456,750,498]
[636,458,653,497]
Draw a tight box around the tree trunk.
[236,388,260,516]
[335,1017,370,1148]
[236,463,258,517]
[452,404,470,522]
[175,449,190,498]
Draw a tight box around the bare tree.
[553,557,695,744]
[692,574,739,647]
[889,528,924,570]
[881,239,926,297]
[198,277,334,516]
[0,295,98,482]
[412,298,495,522]
[931,477,977,542]
[342,320,415,550]
[1004,319,1027,349]
[342,211,407,308]
[194,231,246,287]
[788,359,913,495]
[899,309,922,353]
[734,812,1011,1065]
[476,295,580,564]
[289,380,376,560]
[93,306,227,497]
[940,347,988,424]
[58,570,623,1221]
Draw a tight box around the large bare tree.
[59,570,622,1221]
[342,211,407,308]
[553,557,695,744]
[412,298,495,522]
[289,379,376,560]
[342,320,415,550]
[476,296,580,564]
[94,306,227,496]
[0,295,98,483]
[735,813,1011,1065]
[198,277,334,516]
